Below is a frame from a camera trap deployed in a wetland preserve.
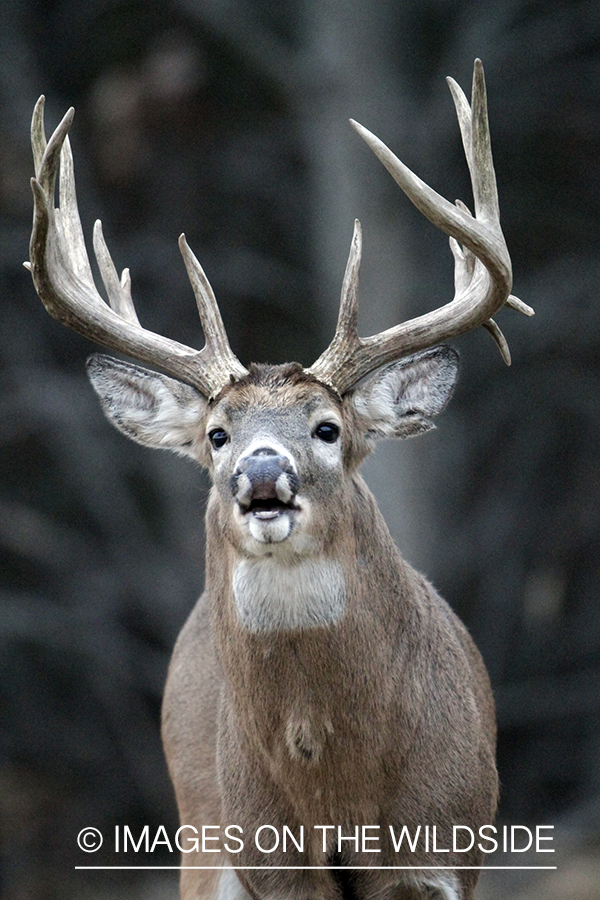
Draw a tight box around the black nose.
[231,448,299,506]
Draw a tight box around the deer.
[27,60,533,900]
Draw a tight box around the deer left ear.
[87,354,209,460]
[352,346,458,441]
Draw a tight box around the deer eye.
[208,428,229,449]
[314,422,340,443]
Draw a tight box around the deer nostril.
[235,450,276,476]
[245,457,292,485]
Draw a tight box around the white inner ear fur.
[352,346,458,441]
[87,355,207,458]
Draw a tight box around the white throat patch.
[232,558,346,632]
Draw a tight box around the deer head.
[26,61,531,564]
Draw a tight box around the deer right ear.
[352,345,459,442]
[86,355,209,460]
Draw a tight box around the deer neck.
[205,473,409,655]
[203,478,416,791]
[204,476,414,781]
[231,555,346,632]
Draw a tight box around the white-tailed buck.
[28,61,532,900]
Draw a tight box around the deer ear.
[352,346,458,441]
[86,354,208,460]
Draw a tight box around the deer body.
[88,356,497,900]
[27,62,533,900]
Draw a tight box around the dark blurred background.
[1,1,599,898]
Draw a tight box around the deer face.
[87,348,459,559]
[204,368,346,556]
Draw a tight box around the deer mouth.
[241,495,299,521]
[236,484,302,545]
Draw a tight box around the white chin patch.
[247,510,293,543]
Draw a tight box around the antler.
[307,60,534,395]
[26,96,248,399]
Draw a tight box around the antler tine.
[59,131,96,288]
[178,234,249,389]
[482,318,511,365]
[27,97,247,399]
[507,294,534,316]
[93,220,140,325]
[31,95,47,181]
[308,60,533,395]
[447,59,500,226]
[306,220,362,394]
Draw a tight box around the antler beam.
[307,59,533,395]
[27,96,248,399]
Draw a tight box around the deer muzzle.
[231,448,300,521]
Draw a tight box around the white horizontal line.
[75,865,557,871]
